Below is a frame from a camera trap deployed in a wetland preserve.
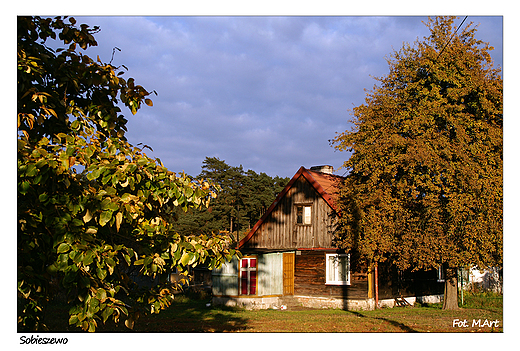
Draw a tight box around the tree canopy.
[173,157,289,243]
[331,17,502,309]
[18,16,238,331]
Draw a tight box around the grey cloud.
[74,16,502,178]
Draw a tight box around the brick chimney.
[310,165,334,175]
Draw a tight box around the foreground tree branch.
[17,16,239,331]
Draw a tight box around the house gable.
[239,166,343,250]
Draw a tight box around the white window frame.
[296,205,312,225]
[239,256,258,295]
[326,253,351,285]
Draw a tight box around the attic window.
[296,205,311,225]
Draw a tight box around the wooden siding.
[212,258,239,296]
[294,250,369,300]
[242,175,337,250]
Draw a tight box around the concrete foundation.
[212,296,281,310]
[415,294,443,304]
[212,294,443,311]
[295,296,376,311]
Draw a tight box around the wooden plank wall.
[294,250,369,300]
[244,176,337,250]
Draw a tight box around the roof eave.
[238,166,306,248]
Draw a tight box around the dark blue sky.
[21,15,504,179]
[73,15,502,179]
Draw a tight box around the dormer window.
[296,205,311,225]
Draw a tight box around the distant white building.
[463,267,502,293]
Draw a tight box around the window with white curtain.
[326,253,350,285]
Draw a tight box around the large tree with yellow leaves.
[332,17,502,309]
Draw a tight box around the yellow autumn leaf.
[115,212,123,232]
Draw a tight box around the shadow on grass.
[41,296,249,333]
[349,310,418,332]
[131,299,248,332]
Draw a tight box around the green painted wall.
[212,252,287,297]
[257,253,284,296]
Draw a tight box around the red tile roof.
[305,168,343,212]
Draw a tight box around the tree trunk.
[442,266,459,310]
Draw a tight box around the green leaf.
[71,218,84,227]
[99,210,112,226]
[38,193,49,203]
[65,145,75,157]
[96,267,107,280]
[85,145,95,158]
[83,250,95,266]
[69,314,79,325]
[57,243,70,254]
[101,307,114,323]
[33,174,42,185]
[46,262,59,275]
[71,250,84,264]
[19,181,31,195]
[96,288,107,301]
[63,270,77,285]
[26,164,38,177]
[71,120,80,130]
[185,187,194,198]
[87,168,101,181]
[153,300,161,313]
[179,252,192,266]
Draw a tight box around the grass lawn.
[43,291,501,333]
[131,294,502,333]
